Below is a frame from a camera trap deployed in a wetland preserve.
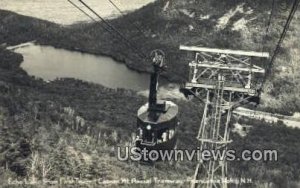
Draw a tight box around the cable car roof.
[137,101,178,124]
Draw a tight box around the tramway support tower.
[179,45,269,188]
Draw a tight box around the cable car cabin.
[136,101,178,152]
[134,50,179,161]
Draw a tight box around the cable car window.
[169,129,175,139]
[137,127,143,139]
[143,126,155,143]
[157,128,169,143]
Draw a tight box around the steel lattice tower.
[179,45,269,188]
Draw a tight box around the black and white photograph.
[0,0,299,187]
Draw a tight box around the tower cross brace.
[180,45,269,188]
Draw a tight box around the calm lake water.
[15,44,151,91]
[0,0,155,25]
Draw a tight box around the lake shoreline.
[2,6,300,187]
[1,7,298,115]
[36,40,152,76]
[14,43,152,91]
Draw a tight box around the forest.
[0,42,300,187]
[0,0,300,187]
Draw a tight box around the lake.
[15,44,151,91]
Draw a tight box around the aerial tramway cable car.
[135,50,179,160]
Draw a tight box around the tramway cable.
[266,0,300,79]
[107,0,149,40]
[77,0,148,59]
[67,0,147,60]
[67,0,97,22]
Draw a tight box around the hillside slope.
[42,0,300,113]
[1,0,300,114]
[37,0,289,77]
[0,47,300,187]
[1,44,300,187]
[0,10,62,45]
[1,1,300,187]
